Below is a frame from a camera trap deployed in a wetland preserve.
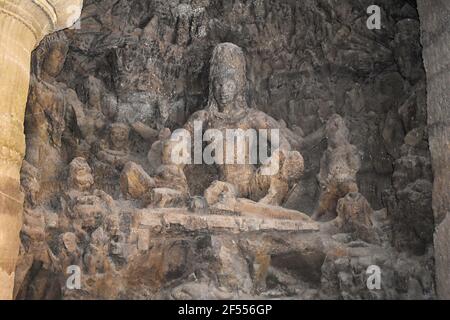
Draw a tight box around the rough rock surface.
[417,0,450,299]
[312,114,360,222]
[14,0,436,300]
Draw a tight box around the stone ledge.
[136,208,320,233]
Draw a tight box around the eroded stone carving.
[119,126,189,208]
[72,76,110,145]
[336,192,377,243]
[68,157,94,193]
[13,1,437,299]
[0,0,83,300]
[313,114,361,221]
[62,157,120,268]
[26,33,72,199]
[153,129,190,196]
[250,149,305,205]
[182,43,304,206]
[120,161,155,200]
[97,123,131,169]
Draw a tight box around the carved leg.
[258,178,289,206]
[313,180,359,222]
[312,183,339,221]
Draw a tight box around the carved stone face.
[110,124,130,151]
[213,77,238,111]
[43,45,67,78]
[69,157,94,192]
[208,43,248,113]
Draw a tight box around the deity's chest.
[207,116,255,161]
[207,115,251,132]
[206,116,255,196]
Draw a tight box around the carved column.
[417,0,450,299]
[0,0,83,300]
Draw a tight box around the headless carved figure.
[312,114,361,221]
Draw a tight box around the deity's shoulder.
[189,109,210,121]
[245,108,280,129]
[184,109,210,132]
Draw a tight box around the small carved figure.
[146,127,172,174]
[336,192,378,243]
[68,157,95,193]
[97,123,131,169]
[312,114,361,221]
[119,126,189,207]
[74,76,111,144]
[64,158,119,239]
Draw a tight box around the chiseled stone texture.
[136,208,319,233]
[13,0,438,300]
[417,0,450,299]
[0,0,83,300]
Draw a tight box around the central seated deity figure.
[177,43,304,206]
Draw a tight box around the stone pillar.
[417,0,450,299]
[0,0,83,300]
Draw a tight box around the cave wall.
[417,0,450,300]
[14,0,438,299]
[61,0,434,253]
[0,0,83,300]
[61,0,427,211]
